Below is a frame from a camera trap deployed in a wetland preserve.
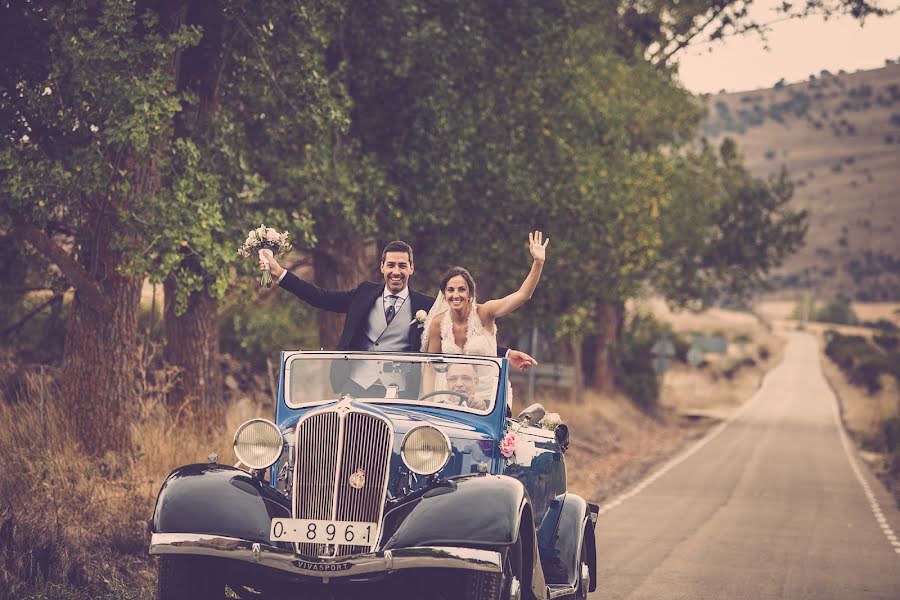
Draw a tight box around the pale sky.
[677,1,900,94]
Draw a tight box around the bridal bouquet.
[237,225,292,288]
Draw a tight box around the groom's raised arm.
[278,271,355,313]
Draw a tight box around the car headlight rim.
[233,418,284,470]
[401,425,452,476]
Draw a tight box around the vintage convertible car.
[150,351,598,599]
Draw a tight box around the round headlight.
[233,419,283,470]
[401,425,451,475]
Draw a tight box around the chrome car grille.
[293,407,393,558]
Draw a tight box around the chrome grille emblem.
[348,468,366,489]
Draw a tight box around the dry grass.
[0,369,265,600]
[538,389,712,504]
[704,64,900,301]
[808,325,900,503]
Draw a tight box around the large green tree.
[156,0,342,408]
[0,1,344,448]
[1,0,202,452]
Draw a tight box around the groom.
[261,240,538,373]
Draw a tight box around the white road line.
[597,367,776,516]
[821,351,900,561]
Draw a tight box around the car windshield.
[284,353,502,414]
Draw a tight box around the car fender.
[380,474,529,549]
[537,493,598,591]
[150,464,291,550]
[381,474,548,599]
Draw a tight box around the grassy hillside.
[701,63,900,301]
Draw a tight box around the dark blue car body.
[150,351,598,600]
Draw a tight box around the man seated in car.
[441,363,489,410]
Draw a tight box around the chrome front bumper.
[149,533,502,579]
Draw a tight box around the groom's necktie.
[385,295,399,324]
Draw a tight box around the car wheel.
[463,535,523,600]
[157,555,225,600]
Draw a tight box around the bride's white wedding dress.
[421,295,511,404]
[420,295,496,355]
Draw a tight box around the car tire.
[157,555,224,600]
[463,534,523,600]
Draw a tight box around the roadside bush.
[873,334,899,352]
[219,283,319,370]
[848,353,891,393]
[884,416,900,455]
[757,344,770,361]
[864,319,899,332]
[825,331,897,394]
[722,356,757,379]
[825,331,870,371]
[814,297,858,325]
[616,312,663,412]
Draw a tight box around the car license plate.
[270,518,378,545]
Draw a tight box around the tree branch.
[17,221,108,312]
[0,291,66,339]
[653,2,735,66]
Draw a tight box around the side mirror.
[554,424,569,452]
[516,403,546,426]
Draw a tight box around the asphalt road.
[591,332,900,600]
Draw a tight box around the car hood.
[279,401,498,481]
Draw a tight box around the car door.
[502,418,567,524]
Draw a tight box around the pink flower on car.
[500,432,517,458]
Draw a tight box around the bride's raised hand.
[528,230,549,264]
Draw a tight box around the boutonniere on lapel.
[410,310,427,327]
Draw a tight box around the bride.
[421,230,548,356]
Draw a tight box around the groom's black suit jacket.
[279,271,507,356]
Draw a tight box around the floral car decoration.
[149,351,598,600]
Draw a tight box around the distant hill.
[701,63,900,302]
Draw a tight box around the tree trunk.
[569,335,584,404]
[62,221,142,456]
[161,0,224,414]
[591,300,624,392]
[163,274,222,415]
[313,238,374,349]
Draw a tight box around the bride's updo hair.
[439,266,477,301]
